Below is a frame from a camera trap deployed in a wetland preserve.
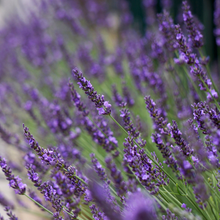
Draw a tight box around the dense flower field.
[1,0,220,219]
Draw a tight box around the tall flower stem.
[24,194,53,216]
[204,178,220,201]
[162,186,183,207]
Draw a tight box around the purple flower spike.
[69,82,89,117]
[0,157,26,195]
[182,1,203,48]
[175,24,195,65]
[120,106,140,138]
[170,120,193,157]
[158,10,178,52]
[72,68,111,114]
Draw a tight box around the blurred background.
[125,0,217,63]
[0,0,217,62]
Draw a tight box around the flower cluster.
[0,0,220,220]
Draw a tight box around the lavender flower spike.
[0,157,26,195]
[72,68,111,115]
[182,1,203,48]
[157,10,178,52]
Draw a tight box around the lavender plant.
[0,0,220,219]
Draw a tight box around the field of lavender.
[1,0,220,219]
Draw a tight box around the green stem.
[24,194,53,216]
[203,201,215,220]
[207,199,218,220]
[162,186,187,199]
[62,207,75,217]
[109,114,128,135]
[185,191,208,220]
[204,178,220,201]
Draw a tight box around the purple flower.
[123,136,167,194]
[175,24,195,64]
[145,96,168,134]
[181,203,187,209]
[72,68,111,114]
[175,25,214,94]
[97,101,112,115]
[174,53,185,65]
[123,192,158,220]
[183,160,192,170]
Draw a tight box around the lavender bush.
[1,0,220,219]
